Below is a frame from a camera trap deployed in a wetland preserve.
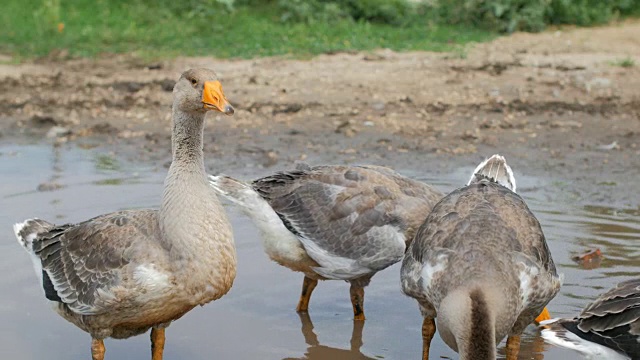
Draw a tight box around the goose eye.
[190,78,197,85]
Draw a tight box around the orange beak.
[202,80,234,115]
[534,307,552,323]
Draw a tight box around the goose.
[209,163,444,320]
[400,154,562,360]
[541,277,640,360]
[14,68,236,360]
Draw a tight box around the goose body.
[401,155,562,359]
[541,278,640,360]
[210,163,443,319]
[15,68,236,359]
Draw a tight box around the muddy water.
[0,143,637,360]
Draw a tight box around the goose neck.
[170,107,206,167]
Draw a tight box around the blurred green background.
[1,0,639,59]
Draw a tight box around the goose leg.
[505,335,521,360]
[296,276,318,313]
[350,284,366,321]
[91,338,105,360]
[422,317,436,360]
[534,307,551,323]
[151,327,166,360]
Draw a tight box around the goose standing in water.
[401,154,562,360]
[210,163,443,320]
[14,68,236,360]
[541,278,640,360]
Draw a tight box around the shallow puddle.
[0,143,637,359]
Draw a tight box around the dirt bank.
[1,21,639,208]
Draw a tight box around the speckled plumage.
[15,68,237,358]
[542,278,640,360]
[210,163,443,317]
[252,164,442,278]
[401,154,561,359]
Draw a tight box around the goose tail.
[14,218,53,252]
[467,154,516,192]
[208,174,262,209]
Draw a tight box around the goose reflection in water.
[496,330,549,360]
[284,313,375,360]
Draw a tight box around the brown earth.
[1,21,639,207]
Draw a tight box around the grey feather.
[252,165,443,272]
[29,210,158,315]
[544,279,640,359]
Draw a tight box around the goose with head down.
[14,68,236,360]
[209,163,444,320]
[401,154,562,360]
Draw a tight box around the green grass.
[610,56,636,68]
[0,0,494,60]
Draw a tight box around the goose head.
[173,68,235,116]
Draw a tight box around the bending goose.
[541,278,640,360]
[400,154,562,360]
[14,68,236,360]
[209,163,443,320]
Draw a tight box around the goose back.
[402,180,561,337]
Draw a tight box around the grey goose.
[15,68,236,360]
[401,154,562,360]
[210,163,443,320]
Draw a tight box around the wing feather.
[30,210,159,315]
[253,165,442,278]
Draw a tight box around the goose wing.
[252,165,442,279]
[572,278,640,358]
[30,210,159,315]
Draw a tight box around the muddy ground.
[1,21,639,208]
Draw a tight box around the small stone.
[588,77,611,89]
[399,96,412,103]
[550,120,582,129]
[29,115,59,128]
[596,141,619,151]
[461,130,478,141]
[46,126,71,138]
[371,102,385,111]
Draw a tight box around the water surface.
[0,143,637,359]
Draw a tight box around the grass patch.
[94,153,121,172]
[610,57,636,68]
[0,0,494,60]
